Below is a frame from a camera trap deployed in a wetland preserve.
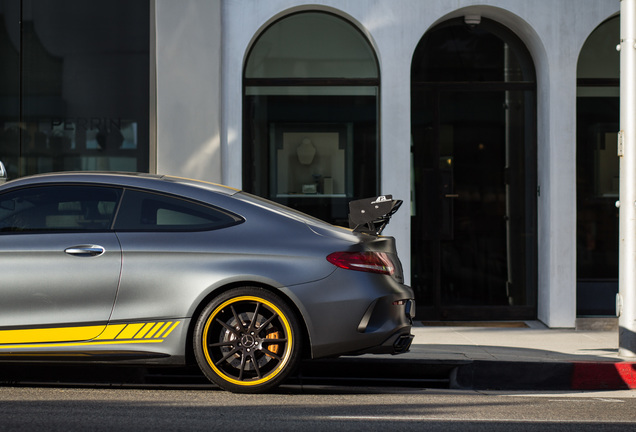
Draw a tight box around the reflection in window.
[243,12,379,226]
[0,185,121,232]
[0,0,150,180]
[114,190,242,231]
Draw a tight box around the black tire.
[193,287,302,393]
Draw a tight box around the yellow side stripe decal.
[117,323,146,340]
[161,321,180,338]
[0,339,166,350]
[0,321,181,349]
[134,322,156,339]
[145,322,165,339]
[0,325,104,344]
[95,324,126,341]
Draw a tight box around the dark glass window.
[576,16,620,316]
[114,190,242,232]
[243,12,379,226]
[0,185,121,232]
[0,0,150,180]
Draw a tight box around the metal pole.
[619,0,636,357]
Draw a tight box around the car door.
[0,184,122,342]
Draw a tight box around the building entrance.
[410,18,537,320]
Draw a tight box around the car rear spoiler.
[348,195,403,235]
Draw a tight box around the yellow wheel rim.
[202,296,293,386]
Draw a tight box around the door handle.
[444,194,459,198]
[64,245,105,257]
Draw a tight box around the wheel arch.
[184,281,313,365]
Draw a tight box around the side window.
[113,189,242,231]
[0,185,122,232]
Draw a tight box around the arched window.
[411,17,537,320]
[243,12,379,225]
[576,16,620,316]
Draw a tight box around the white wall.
[155,0,223,183]
[157,0,619,327]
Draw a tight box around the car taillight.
[326,251,395,275]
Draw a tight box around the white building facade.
[1,0,621,327]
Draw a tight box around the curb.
[571,362,636,390]
[451,361,573,390]
[2,358,635,391]
[452,360,636,391]
[296,358,465,388]
[300,358,636,391]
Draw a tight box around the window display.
[270,123,352,198]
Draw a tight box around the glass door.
[411,87,536,320]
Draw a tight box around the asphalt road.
[0,384,635,431]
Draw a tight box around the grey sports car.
[0,170,414,393]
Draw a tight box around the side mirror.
[0,161,7,185]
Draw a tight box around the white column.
[380,60,412,285]
[155,0,223,183]
[619,0,636,357]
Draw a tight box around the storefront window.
[0,0,150,180]
[576,16,620,315]
[243,12,379,225]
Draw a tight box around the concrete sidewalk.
[407,321,635,391]
[300,321,636,391]
[404,320,620,363]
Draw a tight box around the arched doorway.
[411,17,537,320]
[242,11,380,226]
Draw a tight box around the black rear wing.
[348,195,403,235]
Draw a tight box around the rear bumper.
[353,328,415,355]
[287,269,415,359]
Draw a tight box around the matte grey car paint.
[0,232,121,329]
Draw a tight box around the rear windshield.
[235,191,336,227]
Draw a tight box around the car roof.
[0,171,241,196]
